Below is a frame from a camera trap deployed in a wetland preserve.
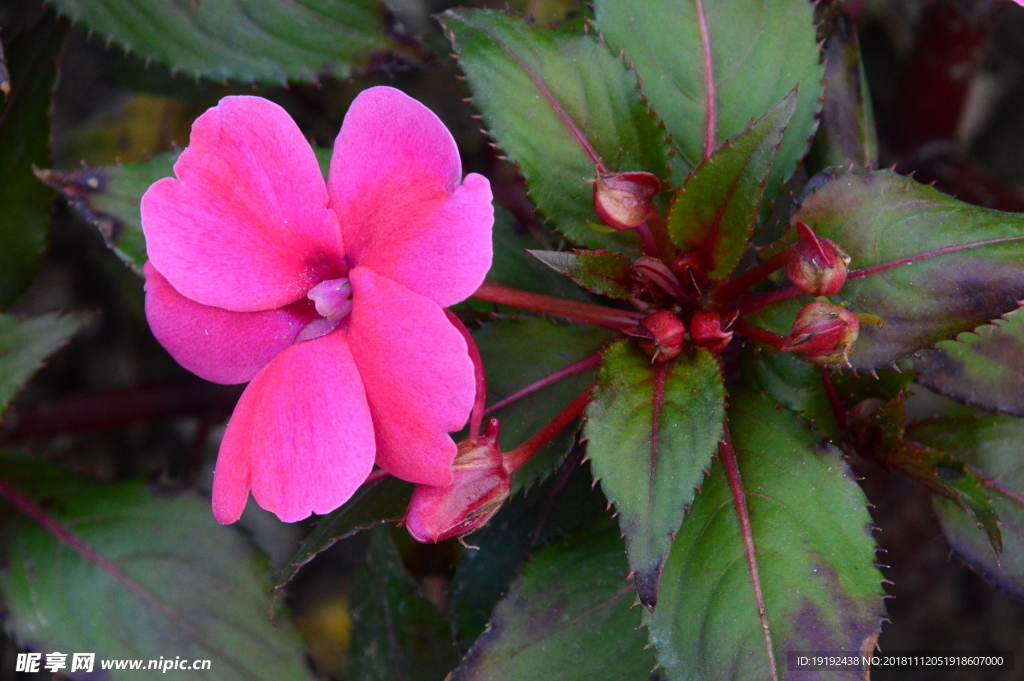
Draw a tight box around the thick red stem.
[445,310,487,439]
[485,353,601,416]
[733,320,788,350]
[473,283,645,331]
[712,247,794,304]
[636,222,660,258]
[719,429,779,681]
[502,383,594,474]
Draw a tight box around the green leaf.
[450,457,608,644]
[916,308,1024,417]
[791,168,1024,369]
[0,312,91,416]
[43,148,333,276]
[450,517,655,681]
[647,390,885,681]
[344,526,459,681]
[808,18,878,170]
[529,249,634,299]
[275,476,413,590]
[667,91,796,280]
[475,317,615,492]
[0,16,64,308]
[739,345,838,439]
[483,207,592,303]
[0,457,313,680]
[860,396,1002,554]
[441,9,670,253]
[46,0,418,84]
[584,339,725,608]
[905,415,1024,598]
[594,0,822,208]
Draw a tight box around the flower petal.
[212,329,375,523]
[144,262,317,385]
[347,266,475,486]
[328,86,494,308]
[142,96,345,312]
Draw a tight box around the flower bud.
[786,222,851,296]
[783,302,860,366]
[638,310,685,363]
[593,171,660,231]
[690,310,734,355]
[404,419,510,543]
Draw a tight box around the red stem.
[712,247,794,305]
[502,383,594,474]
[730,286,803,316]
[820,367,847,432]
[695,0,717,159]
[473,283,646,331]
[485,352,602,416]
[636,222,660,258]
[445,310,487,439]
[0,478,198,636]
[718,429,779,681]
[733,319,788,350]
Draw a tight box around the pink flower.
[141,87,493,524]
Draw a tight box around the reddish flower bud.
[786,222,851,296]
[593,171,660,231]
[690,310,735,355]
[638,310,685,363]
[404,419,510,544]
[783,302,860,366]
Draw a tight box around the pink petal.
[144,262,317,385]
[327,87,494,308]
[212,329,375,523]
[347,266,475,486]
[142,96,345,312]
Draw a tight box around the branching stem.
[502,383,594,475]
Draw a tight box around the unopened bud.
[404,419,510,543]
[783,302,860,366]
[593,171,660,231]
[786,222,851,296]
[638,310,685,363]
[690,310,735,355]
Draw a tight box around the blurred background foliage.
[2,0,1024,678]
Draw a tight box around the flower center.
[307,277,353,320]
[295,277,353,343]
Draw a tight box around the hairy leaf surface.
[667,92,795,279]
[907,416,1024,598]
[792,169,1024,369]
[595,0,822,206]
[647,390,884,681]
[443,9,670,253]
[916,308,1024,417]
[584,340,724,608]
